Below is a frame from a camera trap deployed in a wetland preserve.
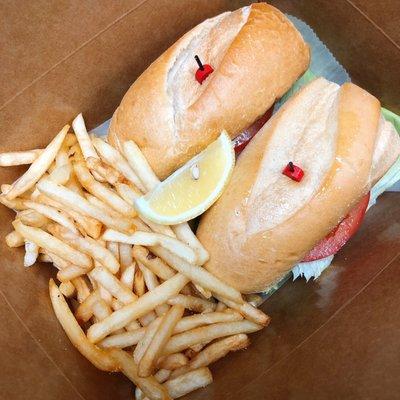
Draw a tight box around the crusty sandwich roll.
[197,78,400,293]
[109,3,310,179]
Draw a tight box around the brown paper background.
[1,1,399,399]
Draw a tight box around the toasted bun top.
[109,3,310,179]
[197,78,400,293]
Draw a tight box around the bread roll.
[197,78,400,293]
[109,3,310,179]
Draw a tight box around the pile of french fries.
[0,113,270,400]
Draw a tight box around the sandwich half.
[197,77,400,293]
[108,3,309,179]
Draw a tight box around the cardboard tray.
[1,1,400,399]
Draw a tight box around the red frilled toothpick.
[194,55,214,84]
[282,161,304,182]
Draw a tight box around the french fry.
[59,281,76,298]
[111,298,124,311]
[98,311,242,349]
[106,241,120,262]
[24,241,39,267]
[188,343,207,353]
[138,262,161,290]
[119,243,133,271]
[75,290,101,324]
[138,263,170,317]
[168,365,191,380]
[214,295,270,326]
[49,164,71,185]
[154,369,171,383]
[134,268,146,297]
[69,126,122,184]
[189,334,249,369]
[189,282,212,300]
[49,280,117,371]
[134,318,163,364]
[92,298,113,321]
[98,284,113,305]
[171,223,209,266]
[34,193,102,238]
[55,141,70,167]
[0,183,11,193]
[162,321,262,356]
[57,264,90,282]
[157,353,189,371]
[126,319,142,331]
[0,194,28,211]
[64,133,77,148]
[6,125,69,199]
[90,266,137,305]
[72,277,91,303]
[74,162,136,217]
[70,141,84,162]
[18,209,49,227]
[133,318,162,365]
[66,172,85,196]
[139,304,185,377]
[0,149,43,166]
[139,311,158,327]
[36,178,134,232]
[69,142,108,184]
[50,140,71,184]
[99,327,146,349]
[173,311,243,335]
[5,230,24,247]
[167,294,216,314]
[120,264,135,291]
[133,245,175,281]
[141,216,176,238]
[108,348,171,400]
[133,216,152,232]
[87,274,188,343]
[42,250,69,270]
[13,220,91,268]
[92,137,146,192]
[114,181,141,200]
[122,141,159,192]
[150,247,243,304]
[154,304,170,318]
[34,193,64,208]
[72,114,98,160]
[47,224,119,273]
[87,157,122,185]
[103,230,196,265]
[67,209,102,239]
[113,305,140,332]
[85,193,124,218]
[23,200,79,234]
[215,302,227,312]
[163,367,213,399]
[0,116,269,400]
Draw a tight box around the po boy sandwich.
[108,3,310,179]
[197,77,400,293]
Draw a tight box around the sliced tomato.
[302,192,370,262]
[233,106,274,155]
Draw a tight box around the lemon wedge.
[135,131,235,225]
